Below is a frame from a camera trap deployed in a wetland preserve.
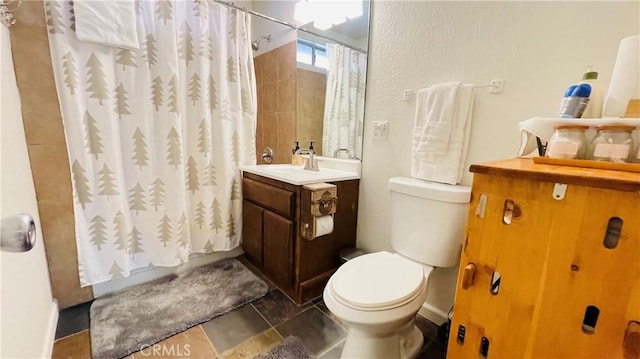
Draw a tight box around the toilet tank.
[388,177,471,268]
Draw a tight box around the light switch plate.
[371,121,389,140]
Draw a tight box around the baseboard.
[418,302,448,325]
[41,299,59,359]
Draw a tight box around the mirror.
[250,1,369,164]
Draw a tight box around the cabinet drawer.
[243,178,295,219]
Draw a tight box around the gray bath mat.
[90,257,268,359]
[254,336,315,359]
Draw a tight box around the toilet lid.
[330,251,425,310]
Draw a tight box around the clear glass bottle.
[587,125,636,163]
[545,125,588,159]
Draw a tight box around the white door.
[0,25,58,358]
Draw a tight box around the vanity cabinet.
[241,172,359,303]
[448,158,640,358]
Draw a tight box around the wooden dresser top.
[469,158,640,192]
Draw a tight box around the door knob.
[1,213,36,252]
[462,263,477,290]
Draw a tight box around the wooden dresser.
[448,158,640,358]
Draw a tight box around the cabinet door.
[242,200,263,265]
[263,210,294,289]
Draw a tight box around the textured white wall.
[0,26,58,357]
[359,1,640,322]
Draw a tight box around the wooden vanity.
[241,171,359,304]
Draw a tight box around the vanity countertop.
[240,163,360,185]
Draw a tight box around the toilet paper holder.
[301,183,338,241]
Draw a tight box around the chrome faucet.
[295,149,319,171]
[261,147,273,164]
[333,148,351,159]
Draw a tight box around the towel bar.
[402,79,505,101]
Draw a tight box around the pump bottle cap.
[582,66,598,81]
[571,83,592,98]
[564,85,578,97]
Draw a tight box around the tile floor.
[52,257,447,359]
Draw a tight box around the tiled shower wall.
[10,0,93,308]
[254,41,297,164]
[254,42,327,163]
[296,69,326,157]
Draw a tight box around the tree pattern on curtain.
[45,0,257,286]
[322,43,367,160]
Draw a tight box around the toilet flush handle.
[461,263,477,290]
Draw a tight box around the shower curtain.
[322,43,366,159]
[45,0,256,286]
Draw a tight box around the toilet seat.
[330,251,425,311]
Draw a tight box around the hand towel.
[411,83,475,185]
[412,82,460,155]
[74,0,139,49]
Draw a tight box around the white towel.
[411,83,475,185]
[74,0,139,49]
[412,82,459,155]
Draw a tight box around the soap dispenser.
[309,141,315,154]
[291,142,303,165]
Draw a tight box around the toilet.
[323,177,471,359]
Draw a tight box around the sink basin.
[240,163,360,185]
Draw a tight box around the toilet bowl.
[323,177,471,358]
[323,251,433,359]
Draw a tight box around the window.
[297,39,327,70]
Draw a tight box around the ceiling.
[329,1,370,39]
[296,0,370,40]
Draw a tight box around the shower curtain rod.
[297,27,368,54]
[211,0,368,54]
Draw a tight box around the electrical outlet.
[371,121,389,140]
